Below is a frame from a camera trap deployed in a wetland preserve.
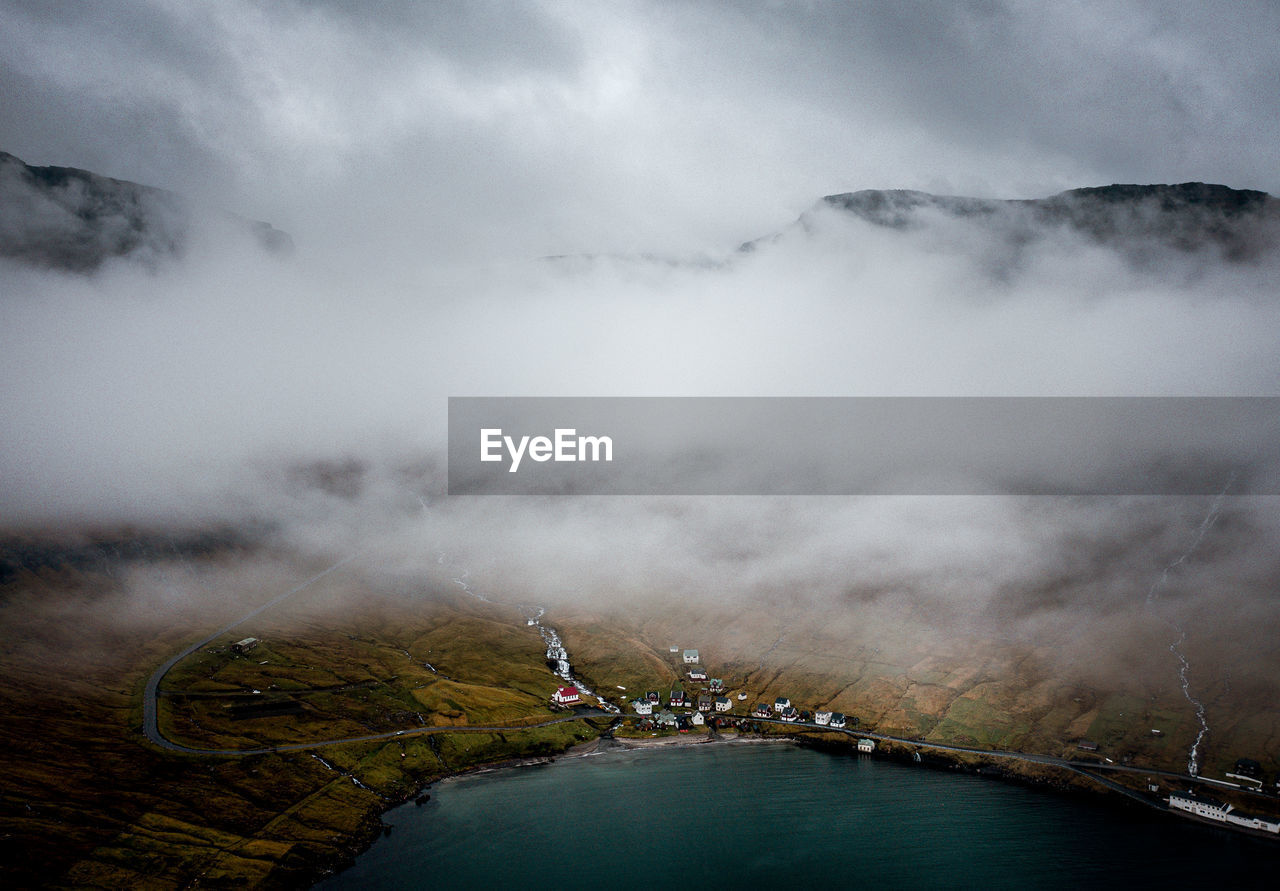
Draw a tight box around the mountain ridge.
[770,182,1280,262]
[0,150,292,272]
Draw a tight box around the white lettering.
[480,429,503,462]
[504,434,529,473]
[555,428,576,461]
[577,434,612,463]
[528,436,553,462]
[481,428,613,472]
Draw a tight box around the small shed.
[231,637,259,655]
[857,738,876,753]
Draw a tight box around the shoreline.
[316,726,1278,885]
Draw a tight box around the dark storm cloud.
[3,1,1278,262]
[2,0,1280,704]
[750,1,1280,193]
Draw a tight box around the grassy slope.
[0,556,592,888]
[555,598,1280,780]
[4,550,1278,887]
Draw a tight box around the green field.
[3,543,1279,887]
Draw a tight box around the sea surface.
[318,741,1272,889]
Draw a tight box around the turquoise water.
[319,742,1272,889]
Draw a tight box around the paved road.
[710,714,1198,810]
[140,553,617,756]
[136,561,1237,813]
[142,553,361,753]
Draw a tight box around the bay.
[319,741,1272,889]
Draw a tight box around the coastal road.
[142,553,363,754]
[147,711,612,757]
[138,558,1230,812]
[711,714,1199,810]
[140,552,617,757]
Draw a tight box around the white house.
[683,649,700,664]
[814,710,832,726]
[774,696,791,711]
[1169,792,1280,834]
[689,668,708,681]
[691,710,705,726]
[857,738,876,753]
[552,686,580,705]
[715,696,732,712]
[632,699,653,715]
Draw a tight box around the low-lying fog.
[3,198,1279,700]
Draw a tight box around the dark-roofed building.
[1235,758,1263,779]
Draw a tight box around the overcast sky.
[3,3,1279,711]
[2,0,1279,261]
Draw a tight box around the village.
[550,646,878,754]
[545,643,1280,838]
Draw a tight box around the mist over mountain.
[2,152,1278,719]
[738,183,1280,270]
[0,150,291,272]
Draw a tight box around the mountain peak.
[0,151,292,272]
[806,182,1279,262]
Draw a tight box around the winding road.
[141,557,1263,821]
[140,553,614,756]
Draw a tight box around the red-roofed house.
[552,686,581,705]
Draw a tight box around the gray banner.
[447,397,1280,495]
